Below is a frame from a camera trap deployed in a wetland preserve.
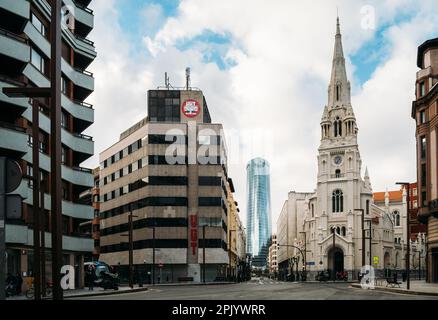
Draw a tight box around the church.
[276,18,418,280]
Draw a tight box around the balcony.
[62,59,94,91]
[5,223,94,252]
[62,94,94,125]
[0,121,28,156]
[330,173,345,179]
[0,27,29,62]
[62,128,94,156]
[0,0,30,19]
[0,77,29,112]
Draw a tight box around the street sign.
[373,256,379,265]
[5,158,23,193]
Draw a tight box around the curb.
[350,283,438,297]
[63,287,149,299]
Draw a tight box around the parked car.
[316,270,331,282]
[84,261,119,289]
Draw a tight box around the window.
[61,111,68,129]
[199,176,222,186]
[421,163,427,187]
[336,84,340,101]
[341,226,346,236]
[419,110,426,124]
[419,81,425,97]
[393,210,400,227]
[335,169,341,178]
[421,136,427,159]
[334,117,342,137]
[27,165,33,188]
[61,76,67,95]
[332,189,343,213]
[311,204,314,217]
[31,13,46,37]
[31,48,45,73]
[422,191,427,207]
[61,147,67,165]
[132,161,138,172]
[199,197,222,206]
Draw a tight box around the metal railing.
[330,174,345,179]
[73,0,94,14]
[72,98,93,109]
[73,132,93,141]
[74,34,94,46]
[74,66,93,77]
[0,121,26,132]
[72,166,93,173]
[0,27,28,44]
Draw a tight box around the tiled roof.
[373,190,403,202]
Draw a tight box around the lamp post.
[396,182,410,290]
[278,244,306,281]
[229,229,237,282]
[299,232,307,275]
[354,209,366,270]
[120,204,138,289]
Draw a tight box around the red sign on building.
[182,99,200,118]
[189,215,198,255]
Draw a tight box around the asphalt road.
[77,278,438,300]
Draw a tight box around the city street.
[76,278,438,300]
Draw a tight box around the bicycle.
[26,282,53,299]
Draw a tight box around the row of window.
[100,197,188,220]
[100,239,227,254]
[100,218,188,236]
[100,136,223,170]
[330,226,347,237]
[102,176,188,202]
[100,139,142,169]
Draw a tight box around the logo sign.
[182,99,200,118]
[189,215,198,255]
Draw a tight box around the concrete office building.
[412,37,438,282]
[246,158,272,269]
[98,88,232,283]
[0,0,96,288]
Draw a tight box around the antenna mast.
[185,67,191,90]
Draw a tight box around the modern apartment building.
[246,158,272,268]
[412,37,438,283]
[0,0,96,288]
[78,167,101,261]
[98,88,232,283]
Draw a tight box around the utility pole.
[40,180,46,297]
[50,0,63,300]
[203,225,206,283]
[0,158,6,301]
[355,209,365,269]
[32,98,41,301]
[121,204,137,289]
[396,182,411,290]
[369,220,372,268]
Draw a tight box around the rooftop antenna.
[165,72,170,89]
[185,67,191,90]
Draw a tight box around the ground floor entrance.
[328,247,344,280]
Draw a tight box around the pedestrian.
[15,273,23,295]
[87,264,95,291]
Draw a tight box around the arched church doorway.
[328,247,344,279]
[384,252,391,277]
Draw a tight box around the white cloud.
[85,0,438,233]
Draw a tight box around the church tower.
[313,17,373,273]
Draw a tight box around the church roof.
[373,190,403,202]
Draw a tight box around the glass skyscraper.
[246,158,272,268]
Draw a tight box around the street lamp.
[396,182,411,290]
[354,209,366,269]
[229,229,237,282]
[120,206,138,289]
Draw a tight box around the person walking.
[87,264,96,291]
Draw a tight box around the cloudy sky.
[83,0,438,232]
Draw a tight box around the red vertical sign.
[190,215,198,255]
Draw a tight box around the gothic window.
[336,227,340,235]
[332,189,343,213]
[336,84,340,101]
[334,117,342,137]
[393,210,400,227]
[335,169,341,178]
[311,204,314,217]
[341,226,346,236]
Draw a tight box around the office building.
[98,87,233,283]
[246,157,272,268]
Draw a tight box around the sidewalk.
[350,280,438,296]
[6,281,238,300]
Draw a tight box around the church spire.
[328,16,351,107]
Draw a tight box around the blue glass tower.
[246,158,272,268]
